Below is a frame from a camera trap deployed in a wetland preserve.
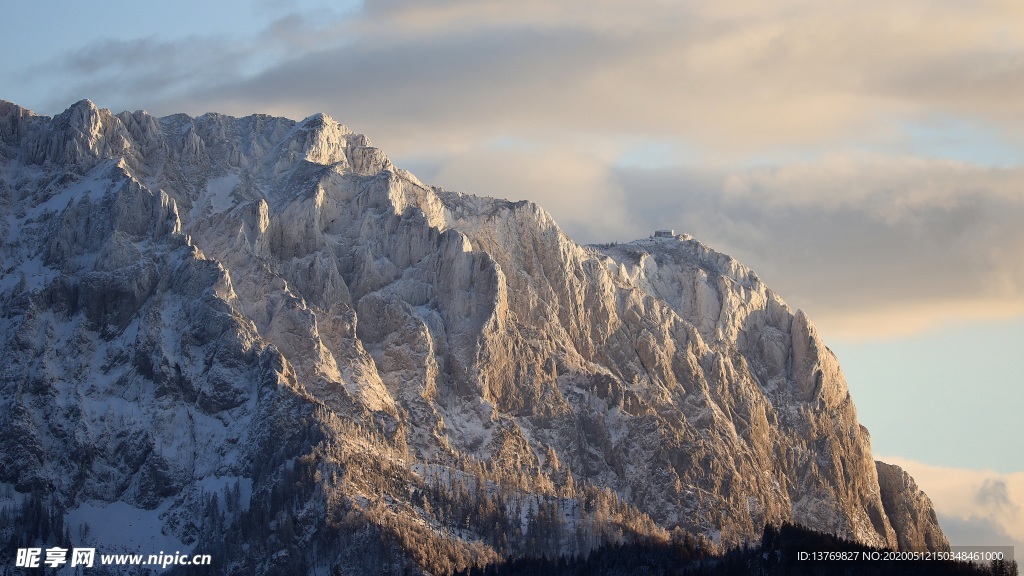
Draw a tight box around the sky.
[2,0,1022,550]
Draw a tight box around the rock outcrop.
[876,461,950,551]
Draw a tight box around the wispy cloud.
[431,144,635,243]
[51,36,250,108]
[32,0,1024,151]
[976,479,1021,519]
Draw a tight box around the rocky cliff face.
[875,461,949,552]
[0,99,947,574]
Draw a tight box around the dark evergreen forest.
[457,523,1020,576]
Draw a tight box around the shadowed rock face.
[0,99,947,573]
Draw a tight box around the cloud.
[22,34,255,116]
[938,515,1018,551]
[613,156,1024,339]
[22,8,352,117]
[430,144,636,244]
[880,456,1024,550]
[29,0,1019,154]
[26,0,1024,161]
[17,0,1024,338]
[976,479,1021,519]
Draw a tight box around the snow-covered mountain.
[0,100,946,574]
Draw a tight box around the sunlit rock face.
[0,99,947,574]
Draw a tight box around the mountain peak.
[299,111,343,129]
[33,98,131,169]
[68,97,100,112]
[294,111,357,167]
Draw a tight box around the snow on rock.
[66,501,188,554]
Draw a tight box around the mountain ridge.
[0,99,946,574]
